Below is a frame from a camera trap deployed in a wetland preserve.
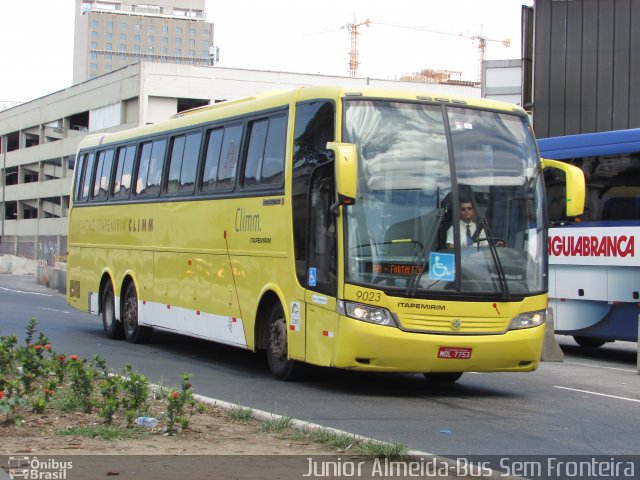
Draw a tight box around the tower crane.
[343,17,371,77]
[379,21,511,83]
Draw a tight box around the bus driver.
[446,200,488,248]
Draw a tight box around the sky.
[0,0,532,103]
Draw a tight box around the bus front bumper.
[330,316,544,373]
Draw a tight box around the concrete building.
[0,61,480,265]
[73,0,214,83]
[482,59,522,106]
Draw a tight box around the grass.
[291,426,409,457]
[54,425,147,441]
[261,415,293,433]
[227,405,253,422]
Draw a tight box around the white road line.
[0,286,52,297]
[564,361,636,373]
[554,386,640,404]
[37,307,72,314]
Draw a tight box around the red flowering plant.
[165,373,200,434]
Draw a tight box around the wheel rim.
[268,313,287,361]
[103,289,114,328]
[123,288,138,337]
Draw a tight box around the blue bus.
[540,129,640,347]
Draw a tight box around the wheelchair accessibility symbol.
[429,252,455,281]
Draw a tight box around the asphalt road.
[1,273,638,457]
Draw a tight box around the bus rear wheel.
[102,281,124,339]
[423,372,463,384]
[573,336,607,348]
[122,282,153,344]
[266,304,306,381]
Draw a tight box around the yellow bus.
[67,86,584,382]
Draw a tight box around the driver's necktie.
[466,224,473,246]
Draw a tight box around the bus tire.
[423,372,463,384]
[266,304,306,381]
[102,281,124,339]
[122,282,153,344]
[573,336,607,348]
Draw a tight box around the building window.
[134,34,141,42]
[161,36,168,44]
[189,50,195,57]
[175,48,181,56]
[90,53,98,60]
[189,39,195,47]
[147,35,154,43]
[91,31,98,39]
[133,45,140,53]
[148,46,154,54]
[120,34,126,41]
[120,22,127,30]
[161,47,168,55]
[175,27,182,35]
[105,64,113,72]
[148,25,155,33]
[175,38,182,46]
[134,24,141,32]
[90,63,97,71]
[119,44,126,51]
[105,43,112,51]
[162,26,168,33]
[190,28,196,36]
[104,54,112,61]
[90,42,98,49]
[91,20,98,28]
[107,21,113,30]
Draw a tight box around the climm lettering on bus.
[548,235,635,257]
[235,208,261,232]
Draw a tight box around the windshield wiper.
[478,216,510,300]
[405,209,444,297]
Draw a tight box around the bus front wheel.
[122,282,153,344]
[266,304,306,381]
[102,281,124,339]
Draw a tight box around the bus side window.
[136,138,167,196]
[92,151,105,200]
[201,128,224,192]
[167,131,201,195]
[79,153,96,202]
[92,149,114,200]
[74,153,86,201]
[217,125,243,191]
[113,145,136,199]
[243,115,286,189]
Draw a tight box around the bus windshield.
[343,100,545,297]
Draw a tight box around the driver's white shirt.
[445,220,487,247]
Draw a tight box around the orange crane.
[343,17,372,77]
[379,21,511,83]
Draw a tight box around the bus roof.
[538,128,640,160]
[78,85,526,150]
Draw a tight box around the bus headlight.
[339,301,396,327]
[508,310,546,330]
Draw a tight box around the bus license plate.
[438,347,472,359]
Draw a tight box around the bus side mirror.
[541,158,586,217]
[327,142,358,208]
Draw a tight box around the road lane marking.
[0,286,52,297]
[37,307,72,314]
[554,386,640,404]
[564,361,636,373]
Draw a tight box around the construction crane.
[343,17,371,77]
[379,21,511,83]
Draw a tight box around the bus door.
[304,161,340,366]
